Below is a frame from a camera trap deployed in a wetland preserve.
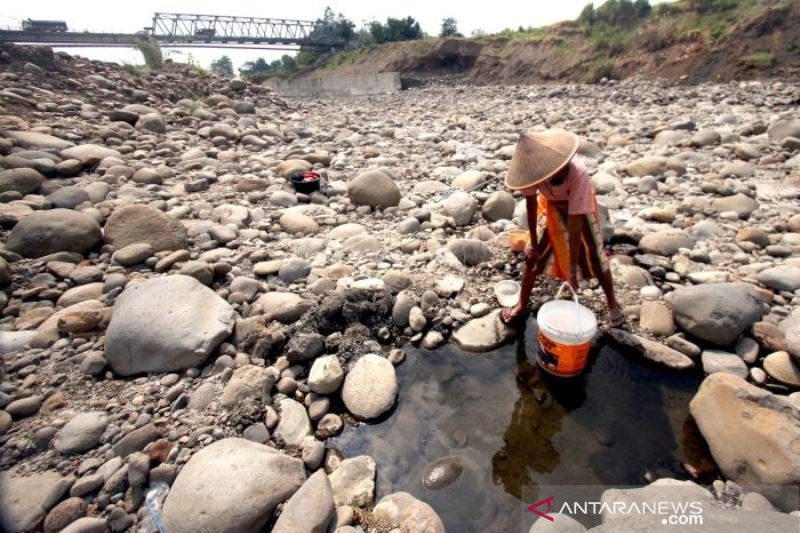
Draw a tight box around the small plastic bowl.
[495,280,521,308]
[508,229,530,252]
[290,172,321,194]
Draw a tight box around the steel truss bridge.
[0,12,347,49]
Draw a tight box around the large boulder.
[103,204,187,252]
[271,470,335,533]
[0,168,43,195]
[341,354,397,420]
[690,373,800,510]
[347,168,401,208]
[482,191,516,221]
[671,283,764,346]
[162,438,306,533]
[0,469,72,533]
[6,209,102,258]
[105,276,235,375]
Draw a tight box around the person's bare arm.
[524,191,538,266]
[568,214,583,287]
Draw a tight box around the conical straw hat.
[504,129,579,190]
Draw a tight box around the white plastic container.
[494,280,521,307]
[536,283,598,377]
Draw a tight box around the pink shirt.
[522,157,595,215]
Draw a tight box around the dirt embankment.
[305,0,800,85]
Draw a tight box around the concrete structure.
[266,72,401,97]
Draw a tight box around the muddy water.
[332,325,716,533]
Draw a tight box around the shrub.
[134,39,163,69]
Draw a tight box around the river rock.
[0,168,43,195]
[443,191,477,226]
[347,168,401,208]
[60,144,121,166]
[689,373,800,510]
[136,112,166,134]
[639,300,675,336]
[638,230,695,256]
[452,169,486,190]
[274,398,312,447]
[0,469,71,533]
[6,209,102,258]
[711,193,759,218]
[53,411,109,454]
[104,205,187,252]
[756,266,800,292]
[162,438,305,533]
[671,283,764,346]
[329,455,376,507]
[374,492,446,533]
[701,349,748,378]
[342,354,397,420]
[763,351,800,388]
[625,156,685,176]
[768,119,800,141]
[221,365,274,407]
[308,355,344,394]
[271,470,335,533]
[481,191,515,221]
[279,212,320,234]
[447,239,491,266]
[452,310,514,352]
[5,130,74,150]
[606,329,694,369]
[105,275,235,375]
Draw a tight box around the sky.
[0,0,674,72]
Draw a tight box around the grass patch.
[120,62,148,77]
[742,52,775,68]
[134,39,163,69]
[585,58,618,83]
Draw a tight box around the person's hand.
[523,243,538,268]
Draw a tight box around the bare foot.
[500,304,527,327]
[609,306,625,328]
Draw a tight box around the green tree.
[369,16,423,44]
[578,3,596,26]
[440,17,462,37]
[634,0,652,17]
[210,55,234,77]
[239,57,271,78]
[281,54,297,71]
[297,7,357,66]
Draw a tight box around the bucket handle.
[555,281,579,304]
[555,282,587,329]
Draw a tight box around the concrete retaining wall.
[266,72,401,97]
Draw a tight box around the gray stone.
[482,191,515,221]
[308,355,344,394]
[0,469,71,533]
[278,257,311,283]
[280,212,319,235]
[757,266,800,292]
[768,119,800,141]
[447,239,491,266]
[342,354,397,420]
[701,350,748,378]
[162,438,306,533]
[104,205,187,252]
[638,230,695,256]
[452,310,514,352]
[452,170,486,190]
[392,291,416,328]
[60,144,121,166]
[274,398,312,448]
[136,112,166,134]
[347,168,401,208]
[54,411,109,454]
[286,333,325,362]
[690,373,800,510]
[672,283,764,346]
[374,492,446,533]
[48,186,90,209]
[735,337,760,364]
[112,243,153,266]
[329,456,376,507]
[639,300,675,336]
[221,365,275,407]
[711,193,759,218]
[625,156,686,177]
[271,470,336,533]
[443,191,477,226]
[4,130,74,150]
[0,168,43,195]
[607,329,695,370]
[7,209,102,258]
[6,395,43,418]
[105,275,235,375]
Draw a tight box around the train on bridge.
[21,19,68,32]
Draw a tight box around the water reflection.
[332,326,715,533]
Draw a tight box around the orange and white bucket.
[536,283,598,377]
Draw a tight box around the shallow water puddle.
[333,327,716,532]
